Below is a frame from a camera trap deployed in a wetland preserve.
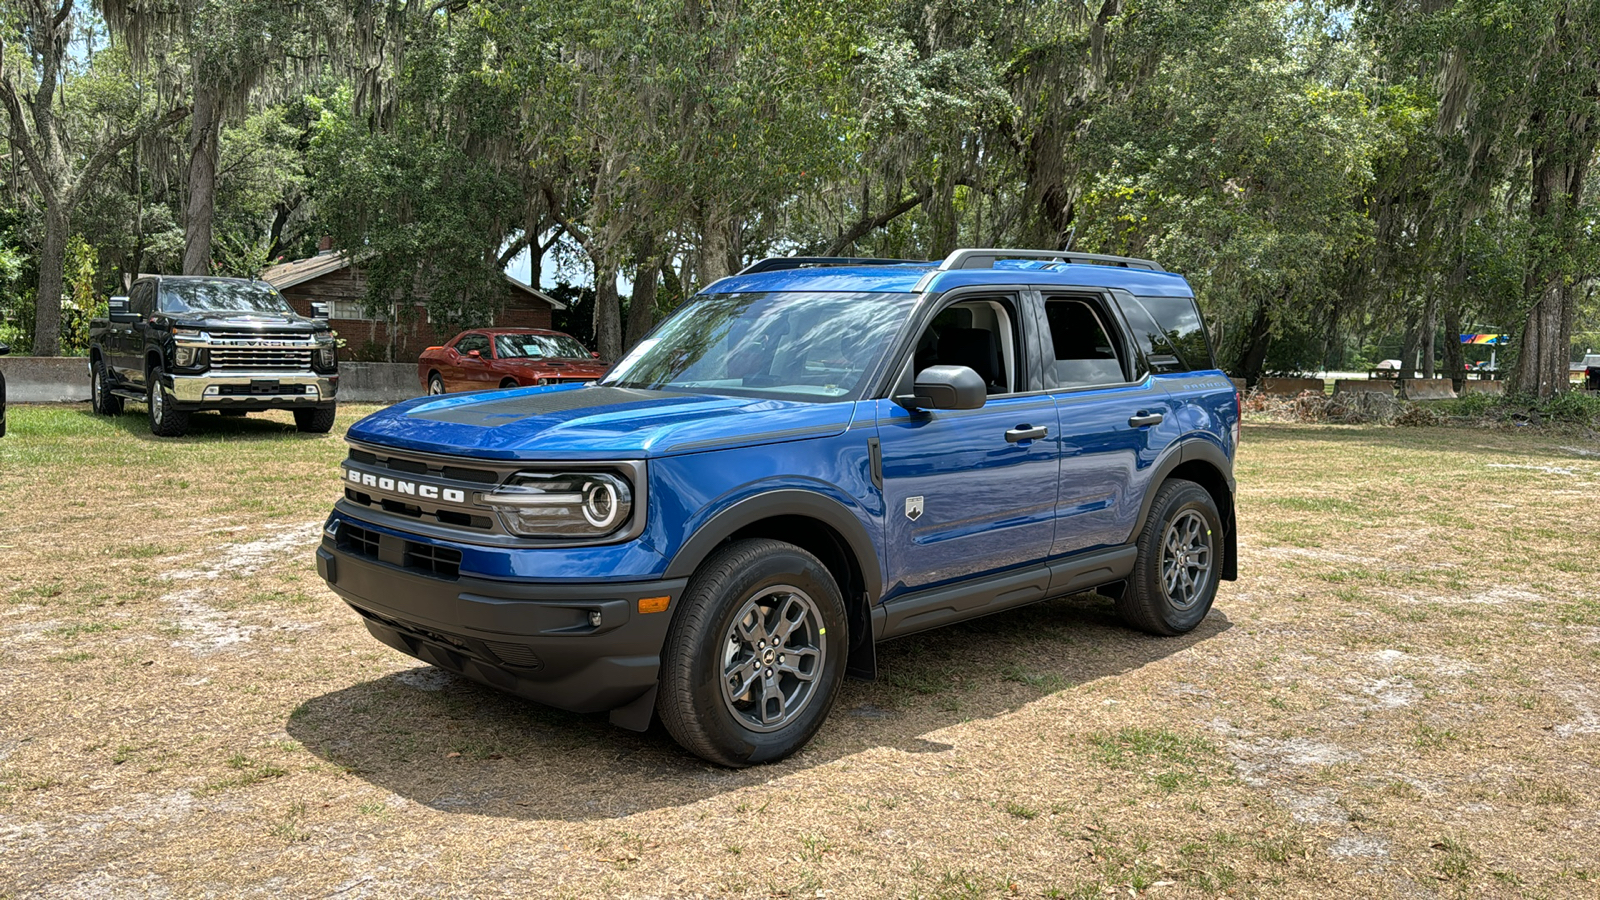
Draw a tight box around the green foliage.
[58,236,102,356]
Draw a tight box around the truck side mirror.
[0,342,9,356]
[311,301,330,319]
[108,296,136,324]
[895,365,987,411]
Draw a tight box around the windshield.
[496,332,591,360]
[600,291,919,401]
[158,279,295,315]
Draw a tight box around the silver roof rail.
[939,248,1165,272]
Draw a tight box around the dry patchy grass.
[0,404,1597,898]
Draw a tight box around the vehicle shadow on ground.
[90,406,330,441]
[287,594,1232,822]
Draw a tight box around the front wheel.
[656,539,848,767]
[1118,479,1222,635]
[146,364,189,437]
[294,406,337,434]
[427,373,446,395]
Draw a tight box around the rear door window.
[1043,297,1128,388]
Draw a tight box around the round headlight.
[484,471,634,538]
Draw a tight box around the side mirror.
[0,342,9,356]
[592,351,601,359]
[895,365,987,411]
[310,301,330,319]
[468,349,481,358]
[109,296,136,324]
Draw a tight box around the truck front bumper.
[315,532,686,730]
[168,371,338,406]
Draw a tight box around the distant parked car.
[0,340,8,437]
[1584,353,1600,391]
[417,328,608,395]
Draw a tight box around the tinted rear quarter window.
[1120,295,1215,372]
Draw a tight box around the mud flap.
[608,684,658,732]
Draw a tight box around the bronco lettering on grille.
[344,468,468,504]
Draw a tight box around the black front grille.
[344,487,495,531]
[403,542,461,579]
[484,641,544,670]
[348,448,498,485]
[339,522,380,558]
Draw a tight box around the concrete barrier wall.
[1459,379,1505,396]
[1399,378,1458,401]
[0,356,89,402]
[0,357,421,406]
[337,362,423,405]
[1259,377,1326,396]
[1333,379,1393,395]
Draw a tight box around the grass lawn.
[1,403,1597,898]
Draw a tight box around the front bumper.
[315,532,686,726]
[168,371,338,406]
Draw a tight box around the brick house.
[261,250,566,361]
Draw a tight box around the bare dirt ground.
[1,404,1597,898]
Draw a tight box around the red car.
[417,328,609,395]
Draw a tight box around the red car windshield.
[495,333,591,360]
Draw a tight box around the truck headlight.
[174,345,205,367]
[484,471,633,538]
[317,347,336,368]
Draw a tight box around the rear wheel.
[499,378,518,389]
[657,539,847,767]
[294,406,337,434]
[146,364,189,437]
[1118,479,1222,635]
[91,357,123,416]
[427,372,446,395]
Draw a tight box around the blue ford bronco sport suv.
[316,248,1239,766]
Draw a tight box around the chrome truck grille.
[207,340,315,370]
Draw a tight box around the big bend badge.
[905,496,924,521]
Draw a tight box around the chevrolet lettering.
[317,248,1241,767]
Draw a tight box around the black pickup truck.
[88,275,339,436]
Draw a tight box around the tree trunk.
[1421,293,1437,378]
[31,207,69,357]
[183,84,221,276]
[1398,315,1419,380]
[1442,304,1464,379]
[697,212,740,287]
[624,243,660,351]
[593,259,623,362]
[1513,96,1596,397]
[1237,301,1273,387]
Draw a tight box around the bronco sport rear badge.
[905,496,924,520]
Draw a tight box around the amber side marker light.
[638,596,671,614]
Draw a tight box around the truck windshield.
[600,290,919,401]
[496,333,591,360]
[158,279,295,315]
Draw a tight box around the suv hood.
[347,384,859,460]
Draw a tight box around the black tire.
[91,357,123,416]
[294,406,337,434]
[499,378,518,389]
[428,373,446,395]
[657,539,848,767]
[146,364,189,437]
[1118,479,1223,636]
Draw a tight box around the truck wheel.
[146,364,189,437]
[92,358,123,416]
[294,406,337,434]
[1118,479,1221,636]
[499,378,518,389]
[657,539,848,767]
[428,373,446,395]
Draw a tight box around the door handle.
[1005,424,1048,443]
[1128,411,1164,428]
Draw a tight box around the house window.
[331,300,377,320]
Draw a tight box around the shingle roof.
[260,251,565,310]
